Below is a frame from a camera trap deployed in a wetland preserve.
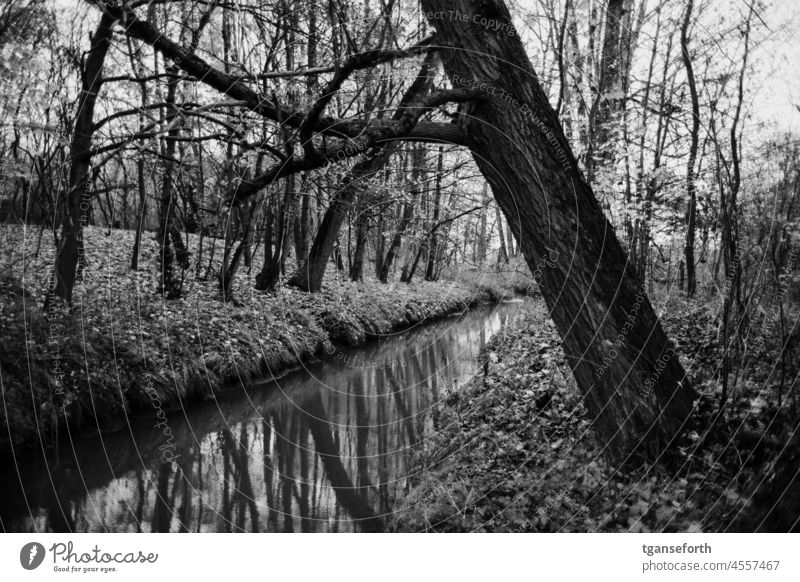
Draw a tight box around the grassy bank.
[391,300,800,532]
[0,225,533,461]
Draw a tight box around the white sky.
[749,2,800,131]
[50,0,800,131]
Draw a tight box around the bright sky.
[51,0,800,132]
[749,1,800,131]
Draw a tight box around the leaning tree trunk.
[422,0,696,462]
[288,58,434,292]
[50,12,115,304]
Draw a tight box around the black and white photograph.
[0,0,798,578]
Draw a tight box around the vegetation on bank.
[391,298,800,533]
[0,225,533,461]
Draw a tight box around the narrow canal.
[0,300,530,532]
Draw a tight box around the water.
[0,300,529,532]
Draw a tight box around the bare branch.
[85,1,467,146]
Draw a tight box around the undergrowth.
[0,225,524,461]
[391,300,800,532]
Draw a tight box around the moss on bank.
[0,225,532,461]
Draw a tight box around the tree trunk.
[333,238,345,272]
[378,199,414,283]
[477,182,489,264]
[506,213,516,258]
[255,177,296,292]
[591,0,631,168]
[349,197,369,281]
[717,4,753,408]
[129,36,150,271]
[425,148,445,280]
[681,0,699,297]
[288,59,434,292]
[496,205,509,265]
[294,190,311,268]
[219,223,252,302]
[422,0,695,462]
[50,12,115,304]
[295,2,318,270]
[131,154,147,270]
[379,147,423,283]
[374,211,385,279]
[156,64,189,299]
[288,173,358,291]
[404,242,425,284]
[632,5,664,280]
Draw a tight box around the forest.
[0,0,798,533]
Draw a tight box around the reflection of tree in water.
[386,366,418,448]
[1,304,517,532]
[352,375,374,501]
[219,428,260,532]
[301,393,384,532]
[151,461,173,532]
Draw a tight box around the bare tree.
[681,0,700,296]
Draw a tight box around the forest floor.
[0,224,532,460]
[391,298,800,532]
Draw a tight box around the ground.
[390,298,800,532]
[3,225,797,532]
[0,224,532,461]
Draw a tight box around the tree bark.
[349,195,369,281]
[379,146,424,283]
[156,63,189,299]
[717,4,753,408]
[477,182,489,264]
[50,12,115,304]
[425,147,445,279]
[255,176,296,292]
[681,0,699,297]
[379,199,414,282]
[496,205,509,265]
[294,1,318,269]
[128,36,150,271]
[422,0,696,462]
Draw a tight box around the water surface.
[0,300,529,532]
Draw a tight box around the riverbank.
[390,301,800,532]
[0,225,533,461]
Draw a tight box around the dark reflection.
[0,301,527,532]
